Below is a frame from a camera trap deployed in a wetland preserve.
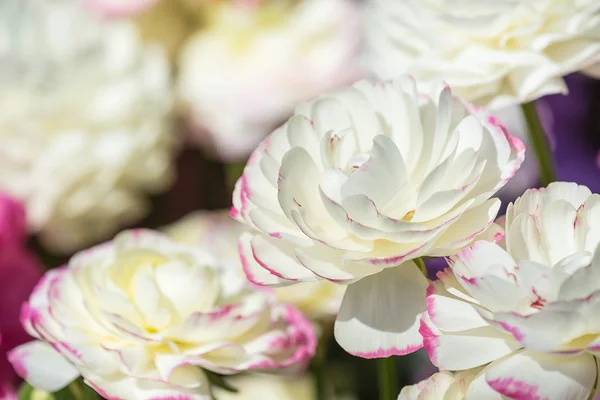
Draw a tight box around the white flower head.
[0,0,177,253]
[364,0,600,108]
[9,230,316,400]
[422,182,600,399]
[232,77,525,358]
[164,211,346,320]
[176,0,364,161]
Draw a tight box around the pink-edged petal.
[238,233,300,287]
[420,310,521,371]
[242,305,317,373]
[429,198,501,255]
[486,350,597,400]
[82,369,211,400]
[334,261,427,358]
[295,244,381,283]
[489,309,586,352]
[466,366,505,400]
[8,341,79,392]
[426,280,488,332]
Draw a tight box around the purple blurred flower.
[0,194,43,391]
[541,74,600,193]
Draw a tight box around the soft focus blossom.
[9,230,316,399]
[213,374,315,400]
[164,211,345,320]
[231,77,524,358]
[83,0,159,18]
[398,369,482,400]
[364,0,600,108]
[177,0,363,161]
[0,0,176,253]
[0,194,44,392]
[422,182,600,399]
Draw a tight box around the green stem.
[312,321,333,400]
[377,357,398,400]
[414,257,427,277]
[521,102,557,186]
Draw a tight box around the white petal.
[485,350,597,400]
[334,261,427,358]
[421,311,520,371]
[8,341,80,392]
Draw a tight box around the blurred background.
[0,0,599,398]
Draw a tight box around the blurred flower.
[177,0,363,161]
[0,194,43,393]
[83,0,159,18]
[9,230,316,399]
[213,374,315,400]
[231,77,524,358]
[422,182,600,399]
[364,0,600,108]
[398,369,482,400]
[164,210,345,321]
[0,0,177,253]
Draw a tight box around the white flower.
[164,211,346,320]
[8,230,316,400]
[231,77,525,358]
[398,369,482,400]
[176,0,363,161]
[364,0,600,108]
[422,182,600,399]
[0,0,176,253]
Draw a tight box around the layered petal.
[335,262,428,358]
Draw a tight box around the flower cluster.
[3,0,600,399]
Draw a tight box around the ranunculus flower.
[0,194,44,393]
[9,230,316,400]
[364,0,600,108]
[83,0,159,18]
[176,0,363,161]
[422,182,600,399]
[231,77,525,358]
[398,369,482,400]
[164,211,346,320]
[0,0,176,253]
